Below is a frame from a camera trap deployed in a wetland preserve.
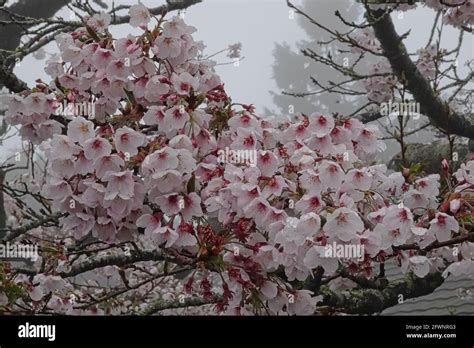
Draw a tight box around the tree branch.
[394,232,474,252]
[62,249,194,278]
[0,212,64,241]
[0,65,28,92]
[0,0,71,51]
[110,0,202,25]
[75,267,192,310]
[319,271,444,314]
[356,110,384,123]
[140,295,219,315]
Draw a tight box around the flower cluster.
[424,0,474,28]
[350,28,381,55]
[350,28,397,103]
[416,45,440,80]
[362,59,397,103]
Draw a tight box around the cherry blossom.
[323,207,364,242]
[103,171,135,200]
[318,160,345,189]
[381,206,414,244]
[67,117,95,145]
[87,11,111,30]
[171,72,200,96]
[113,126,146,156]
[83,137,112,160]
[428,212,459,242]
[402,255,431,278]
[128,3,151,28]
[94,154,125,179]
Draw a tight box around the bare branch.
[140,295,220,315]
[109,0,202,25]
[1,212,64,241]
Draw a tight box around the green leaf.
[187,174,196,194]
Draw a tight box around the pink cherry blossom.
[318,160,345,189]
[309,113,335,137]
[49,134,81,160]
[51,158,76,179]
[262,176,287,198]
[163,106,189,132]
[136,213,162,235]
[162,16,190,38]
[304,245,339,274]
[154,36,181,59]
[67,116,95,145]
[142,146,179,174]
[171,72,200,96]
[406,255,431,278]
[323,207,364,241]
[180,193,204,221]
[346,168,373,191]
[382,205,414,237]
[62,213,95,240]
[128,3,150,28]
[91,48,115,69]
[94,154,125,179]
[113,126,146,156]
[83,137,112,160]
[155,194,182,216]
[428,212,459,242]
[295,194,325,214]
[103,171,135,200]
[144,76,170,102]
[93,217,116,242]
[231,127,258,151]
[257,151,279,177]
[143,105,166,126]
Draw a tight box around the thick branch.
[0,0,71,51]
[395,232,474,252]
[76,267,192,310]
[1,212,64,241]
[356,110,384,123]
[110,0,202,25]
[0,65,28,92]
[319,272,444,314]
[140,295,219,315]
[0,169,5,231]
[369,9,474,139]
[61,249,194,278]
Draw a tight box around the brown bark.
[369,8,474,139]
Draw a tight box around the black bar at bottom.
[0,315,472,346]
